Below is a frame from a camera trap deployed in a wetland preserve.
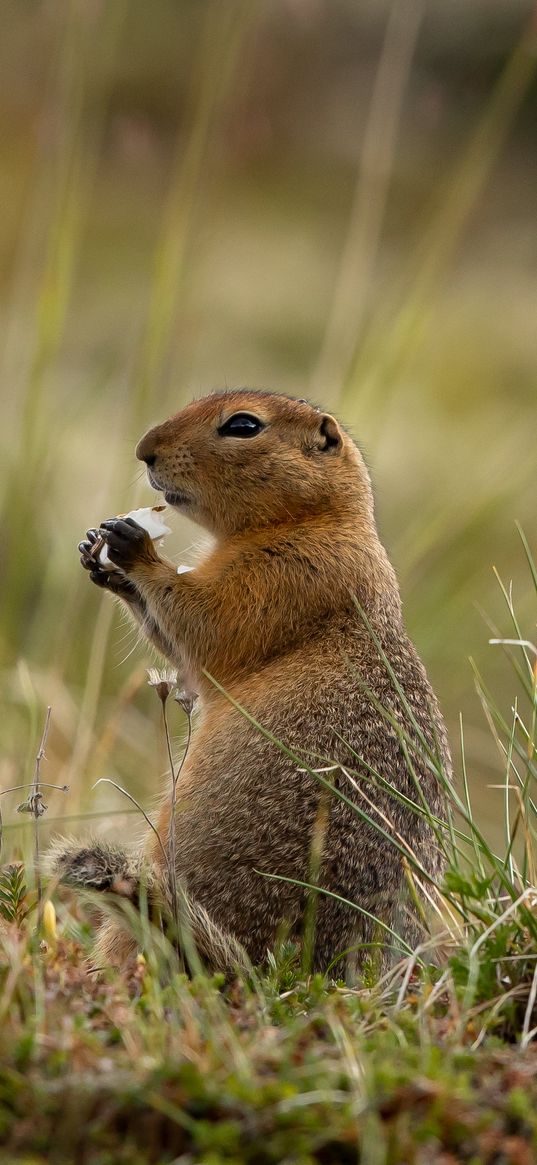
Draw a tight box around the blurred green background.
[0,0,536,853]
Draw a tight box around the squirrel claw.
[99,517,156,573]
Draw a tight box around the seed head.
[147,667,179,706]
[17,791,47,817]
[174,689,197,716]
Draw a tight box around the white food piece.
[125,506,172,539]
[98,506,172,569]
[177,564,193,575]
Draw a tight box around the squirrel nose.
[136,433,157,466]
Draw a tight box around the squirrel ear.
[316,414,343,453]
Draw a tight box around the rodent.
[49,389,451,979]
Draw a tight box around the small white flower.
[147,667,179,705]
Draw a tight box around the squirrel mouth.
[146,470,191,507]
[164,490,192,507]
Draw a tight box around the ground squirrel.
[49,389,451,978]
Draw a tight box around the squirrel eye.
[218,413,264,438]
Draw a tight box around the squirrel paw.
[99,518,157,574]
[79,529,140,600]
[45,837,140,895]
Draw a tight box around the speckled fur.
[52,389,451,977]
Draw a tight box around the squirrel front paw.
[79,528,141,600]
[99,517,159,575]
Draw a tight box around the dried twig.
[92,778,169,872]
[162,691,194,937]
[0,776,67,872]
[161,699,179,933]
[147,671,196,939]
[23,706,52,918]
[34,705,51,911]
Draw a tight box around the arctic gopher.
[49,390,451,977]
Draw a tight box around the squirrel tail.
[45,838,250,977]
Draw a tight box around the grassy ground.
[1,928,537,1164]
[0,1,536,850]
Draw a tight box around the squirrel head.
[136,389,374,537]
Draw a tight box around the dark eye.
[218,413,265,438]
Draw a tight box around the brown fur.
[51,389,451,977]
